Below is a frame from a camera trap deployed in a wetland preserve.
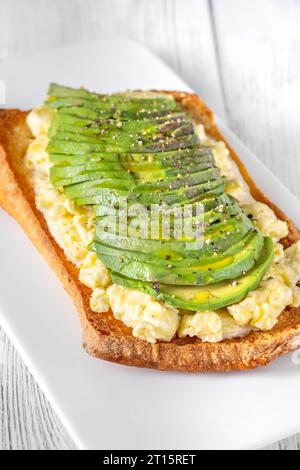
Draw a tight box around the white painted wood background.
[0,0,300,450]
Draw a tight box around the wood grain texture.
[0,329,74,450]
[0,0,299,450]
[211,0,300,201]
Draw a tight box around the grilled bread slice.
[1,91,300,372]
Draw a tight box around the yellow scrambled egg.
[211,141,235,180]
[178,310,252,343]
[26,109,111,316]
[227,241,300,330]
[107,284,180,343]
[228,278,292,330]
[208,138,255,206]
[90,288,110,313]
[243,202,289,241]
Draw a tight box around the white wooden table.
[0,0,300,450]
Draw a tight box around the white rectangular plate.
[1,39,300,450]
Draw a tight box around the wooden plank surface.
[0,0,299,450]
[211,0,300,201]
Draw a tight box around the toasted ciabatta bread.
[1,91,300,372]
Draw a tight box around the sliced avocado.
[50,160,217,188]
[96,197,241,232]
[125,150,214,171]
[91,230,256,266]
[50,160,124,174]
[94,193,234,217]
[50,131,199,154]
[93,230,264,285]
[134,167,220,191]
[48,151,120,166]
[49,111,189,137]
[48,109,199,154]
[46,83,178,119]
[48,83,175,103]
[96,209,250,243]
[47,100,179,120]
[51,174,130,188]
[131,161,214,182]
[63,176,135,191]
[49,159,212,178]
[47,141,211,162]
[110,237,274,311]
[70,179,225,206]
[95,215,254,258]
[50,168,131,188]
[48,147,214,169]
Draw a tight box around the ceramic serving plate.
[0,39,300,450]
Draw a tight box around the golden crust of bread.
[1,92,300,373]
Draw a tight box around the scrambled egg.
[227,241,300,330]
[221,311,253,339]
[211,141,235,180]
[195,124,207,141]
[27,106,54,137]
[178,311,223,342]
[228,278,292,330]
[107,284,180,343]
[243,202,288,241]
[225,179,254,205]
[178,310,252,342]
[204,136,254,205]
[26,134,95,266]
[266,241,300,292]
[79,253,111,289]
[90,288,110,313]
[26,109,111,314]
[26,107,300,344]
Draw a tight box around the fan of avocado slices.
[46,83,274,312]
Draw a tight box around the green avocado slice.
[46,84,178,119]
[134,167,221,191]
[48,147,213,166]
[129,161,213,179]
[48,111,200,154]
[49,130,199,154]
[110,237,274,311]
[91,230,256,266]
[70,179,225,206]
[96,210,250,244]
[95,215,253,257]
[50,168,132,188]
[49,111,189,136]
[47,83,176,103]
[50,161,218,189]
[93,230,263,286]
[94,193,235,217]
[46,101,179,120]
[95,197,242,233]
[49,154,216,189]
[48,151,214,174]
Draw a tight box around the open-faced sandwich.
[0,84,300,372]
